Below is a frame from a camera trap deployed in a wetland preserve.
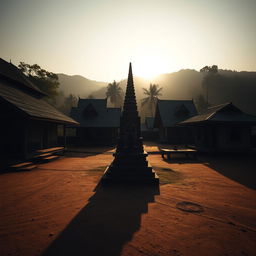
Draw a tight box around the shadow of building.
[42,184,159,256]
[203,155,256,190]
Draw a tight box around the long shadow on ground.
[42,184,159,256]
[203,155,256,190]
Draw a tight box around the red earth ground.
[0,145,256,256]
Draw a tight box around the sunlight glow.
[1,1,255,81]
[134,54,172,80]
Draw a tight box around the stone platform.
[101,151,159,185]
[101,166,159,184]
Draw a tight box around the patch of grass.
[153,167,183,185]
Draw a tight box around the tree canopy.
[18,62,59,98]
[200,65,218,74]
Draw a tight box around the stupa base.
[101,165,159,185]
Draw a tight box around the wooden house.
[70,98,121,145]
[0,58,78,163]
[179,102,256,153]
[154,100,197,144]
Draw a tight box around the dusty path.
[0,152,255,256]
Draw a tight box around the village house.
[70,98,121,145]
[0,58,78,164]
[179,102,256,153]
[154,99,197,144]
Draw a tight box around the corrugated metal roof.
[156,99,197,127]
[71,98,121,127]
[180,102,256,124]
[0,81,78,125]
[0,58,45,96]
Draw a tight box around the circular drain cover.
[176,201,204,213]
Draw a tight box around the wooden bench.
[161,148,197,160]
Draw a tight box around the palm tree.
[141,83,163,117]
[106,80,123,107]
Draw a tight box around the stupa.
[101,63,159,184]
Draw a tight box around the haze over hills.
[57,73,107,97]
[57,69,256,116]
[57,70,203,100]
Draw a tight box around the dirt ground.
[0,146,256,256]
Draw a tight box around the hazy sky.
[1,0,256,81]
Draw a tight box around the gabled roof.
[155,99,197,127]
[70,98,121,127]
[0,58,45,96]
[0,81,78,125]
[180,102,256,125]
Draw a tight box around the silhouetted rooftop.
[0,58,45,96]
[70,98,121,127]
[0,59,78,125]
[155,99,197,127]
[179,102,256,124]
[0,81,78,125]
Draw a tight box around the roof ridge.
[205,112,216,120]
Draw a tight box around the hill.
[57,73,107,97]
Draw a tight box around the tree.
[18,62,59,98]
[106,80,123,107]
[141,83,162,117]
[200,65,218,74]
[200,65,218,106]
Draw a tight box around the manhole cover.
[176,201,204,213]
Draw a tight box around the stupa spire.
[123,62,138,116]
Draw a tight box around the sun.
[134,55,170,80]
[136,64,163,79]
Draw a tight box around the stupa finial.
[123,62,138,116]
